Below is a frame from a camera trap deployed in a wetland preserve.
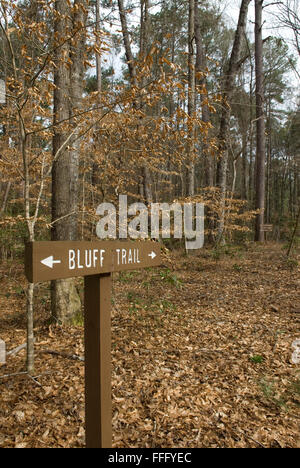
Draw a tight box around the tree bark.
[51,0,85,324]
[287,205,300,258]
[241,132,248,199]
[194,0,213,187]
[117,0,153,205]
[139,0,153,205]
[96,0,102,94]
[26,282,35,374]
[140,0,150,60]
[187,0,195,197]
[216,0,251,242]
[91,0,102,203]
[0,181,11,213]
[118,0,138,86]
[254,0,266,241]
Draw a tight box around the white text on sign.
[69,249,105,270]
[116,248,140,265]
[68,248,142,270]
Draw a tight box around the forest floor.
[0,242,299,448]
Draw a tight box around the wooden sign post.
[25,240,161,448]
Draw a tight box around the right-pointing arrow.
[41,255,61,269]
[148,251,156,260]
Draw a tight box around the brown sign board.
[25,239,162,448]
[25,240,161,283]
[261,224,273,232]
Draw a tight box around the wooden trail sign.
[25,240,161,283]
[25,240,162,448]
[261,224,273,232]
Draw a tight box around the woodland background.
[0,0,299,448]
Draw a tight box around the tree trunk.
[187,0,195,197]
[51,0,84,324]
[91,0,102,204]
[118,0,138,86]
[139,0,153,205]
[287,205,300,258]
[241,132,248,200]
[194,0,212,187]
[118,0,153,205]
[96,0,102,94]
[26,282,35,374]
[140,0,150,60]
[216,0,251,242]
[266,96,272,223]
[0,181,11,213]
[254,0,266,241]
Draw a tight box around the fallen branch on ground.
[7,343,27,356]
[39,349,84,362]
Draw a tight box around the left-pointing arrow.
[41,256,61,269]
